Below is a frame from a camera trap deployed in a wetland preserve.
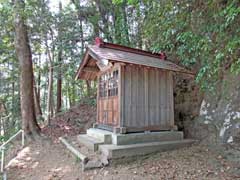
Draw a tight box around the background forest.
[0,0,240,141]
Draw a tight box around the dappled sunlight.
[7,142,83,179]
[6,146,32,169]
[64,125,71,130]
[6,145,41,172]
[31,161,39,169]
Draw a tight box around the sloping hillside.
[42,103,96,140]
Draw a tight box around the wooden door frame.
[96,63,121,128]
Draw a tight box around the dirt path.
[7,140,240,180]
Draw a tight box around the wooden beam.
[82,66,99,72]
[96,61,112,72]
[75,50,90,80]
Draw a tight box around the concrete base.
[86,128,183,145]
[77,128,195,160]
[112,131,183,145]
[86,128,112,144]
[99,139,195,159]
[77,134,104,152]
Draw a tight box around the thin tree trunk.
[56,51,62,113]
[46,60,53,125]
[121,0,130,45]
[43,73,47,115]
[72,83,76,106]
[12,81,15,111]
[33,78,43,120]
[14,0,40,138]
[86,80,91,97]
[37,54,41,101]
[67,82,72,108]
[56,1,63,113]
[45,26,55,125]
[95,0,112,42]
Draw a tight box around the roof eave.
[74,48,91,80]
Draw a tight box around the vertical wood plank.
[119,65,124,127]
[169,72,175,127]
[153,68,157,126]
[129,66,132,127]
[131,66,137,127]
[111,98,114,125]
[144,67,149,127]
[149,68,154,126]
[97,75,100,124]
[135,66,140,127]
[160,71,166,126]
[165,71,170,126]
[124,66,131,127]
[156,68,160,125]
[137,66,144,127]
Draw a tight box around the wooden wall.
[120,65,174,132]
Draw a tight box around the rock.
[82,160,103,171]
[100,155,109,166]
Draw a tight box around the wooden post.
[119,65,125,127]
[96,75,100,125]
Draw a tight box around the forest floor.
[6,104,240,180]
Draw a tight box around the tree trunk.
[56,1,63,113]
[56,51,62,113]
[95,0,113,42]
[45,27,55,125]
[86,80,91,96]
[46,61,53,125]
[33,79,43,120]
[37,54,41,101]
[121,0,130,45]
[14,0,40,138]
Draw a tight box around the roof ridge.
[94,37,167,60]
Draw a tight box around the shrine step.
[59,136,108,171]
[86,128,112,144]
[77,134,104,152]
[100,139,196,159]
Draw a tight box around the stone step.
[59,136,108,171]
[86,128,112,144]
[99,139,196,159]
[77,134,104,152]
[59,137,88,164]
[112,131,184,145]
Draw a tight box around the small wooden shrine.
[75,38,193,133]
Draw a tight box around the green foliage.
[141,0,240,91]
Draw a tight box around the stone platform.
[81,128,195,159]
[60,128,195,170]
[100,139,195,159]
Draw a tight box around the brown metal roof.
[75,42,194,80]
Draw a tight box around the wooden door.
[98,96,119,126]
[97,69,119,127]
